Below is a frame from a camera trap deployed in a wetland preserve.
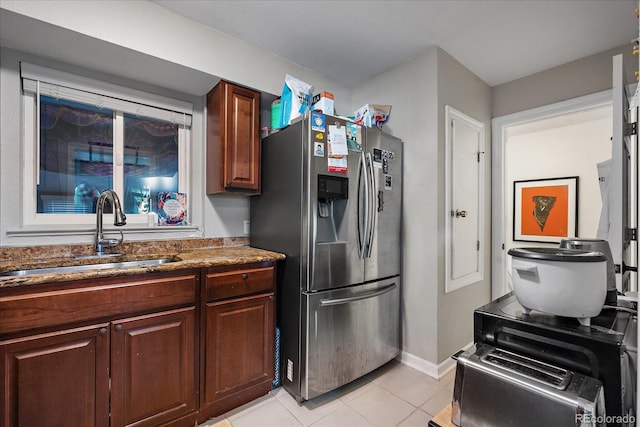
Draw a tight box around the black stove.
[474,292,636,426]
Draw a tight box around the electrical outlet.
[244,220,250,235]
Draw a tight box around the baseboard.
[397,342,473,380]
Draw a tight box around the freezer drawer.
[301,278,400,400]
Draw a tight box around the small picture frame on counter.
[157,192,187,226]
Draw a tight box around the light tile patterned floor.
[199,360,455,427]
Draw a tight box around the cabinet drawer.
[0,271,198,336]
[206,266,274,301]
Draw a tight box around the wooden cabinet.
[0,324,111,427]
[110,307,196,427]
[0,271,199,427]
[0,262,279,426]
[206,80,261,195]
[199,263,275,420]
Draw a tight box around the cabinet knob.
[99,328,107,336]
[242,273,249,280]
[115,324,123,332]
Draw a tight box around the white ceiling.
[152,0,637,87]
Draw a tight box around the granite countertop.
[0,246,285,289]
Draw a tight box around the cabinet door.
[203,293,274,415]
[111,307,196,427]
[224,82,260,192]
[0,324,110,427]
[207,80,261,195]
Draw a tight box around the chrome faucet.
[95,189,127,254]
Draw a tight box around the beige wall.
[505,107,613,245]
[0,1,352,102]
[352,47,492,367]
[436,49,492,362]
[492,44,635,118]
[354,48,440,364]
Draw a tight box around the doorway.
[491,91,613,298]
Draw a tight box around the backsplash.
[0,237,249,262]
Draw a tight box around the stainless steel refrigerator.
[250,112,402,401]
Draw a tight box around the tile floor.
[199,360,455,427]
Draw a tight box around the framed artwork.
[157,192,187,226]
[513,176,578,243]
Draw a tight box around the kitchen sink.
[0,257,180,277]
[74,253,125,260]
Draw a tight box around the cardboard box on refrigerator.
[312,91,334,115]
[354,104,391,129]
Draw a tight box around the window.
[121,114,179,215]
[21,62,192,226]
[38,96,115,214]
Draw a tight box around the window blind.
[21,62,193,127]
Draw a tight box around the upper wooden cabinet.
[206,80,261,195]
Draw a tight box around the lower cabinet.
[198,263,276,421]
[1,307,196,427]
[0,271,199,427]
[0,323,111,427]
[0,263,277,427]
[110,307,196,427]
[203,294,275,413]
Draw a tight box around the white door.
[445,106,485,293]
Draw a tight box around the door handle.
[454,209,468,218]
[365,153,376,258]
[357,151,368,259]
[319,283,396,306]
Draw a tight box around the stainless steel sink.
[73,253,125,261]
[0,257,179,277]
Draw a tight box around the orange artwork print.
[520,184,569,237]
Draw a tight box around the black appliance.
[474,293,636,426]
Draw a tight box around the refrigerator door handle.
[365,152,376,258]
[357,151,368,259]
[319,283,397,306]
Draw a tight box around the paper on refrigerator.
[328,125,348,156]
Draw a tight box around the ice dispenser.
[316,175,348,243]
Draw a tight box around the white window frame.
[21,62,192,227]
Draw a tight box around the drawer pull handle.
[242,273,249,280]
[320,283,396,306]
[115,324,123,332]
[99,328,107,336]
